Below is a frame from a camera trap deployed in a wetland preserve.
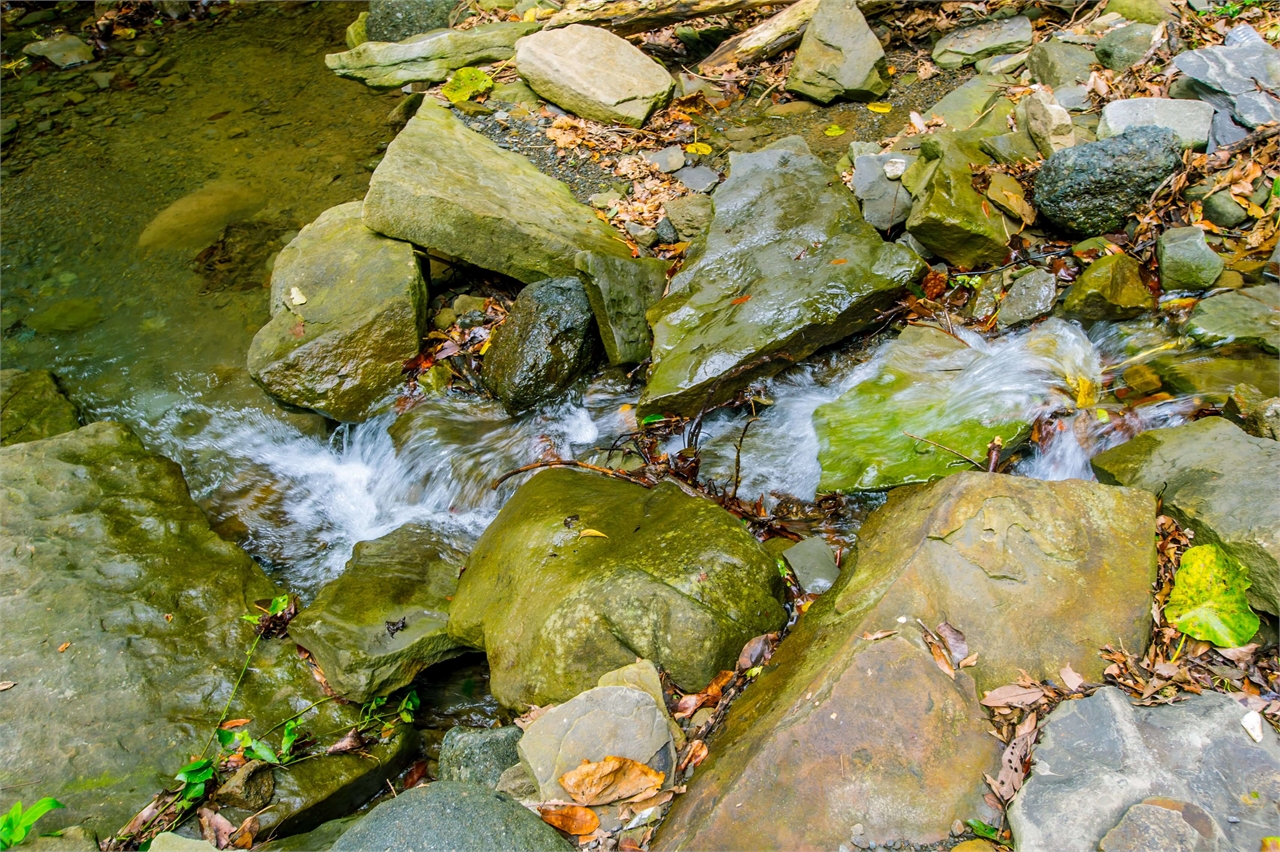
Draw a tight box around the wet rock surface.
[1184,286,1280,353]
[0,368,79,446]
[325,23,539,88]
[438,725,524,788]
[1061,253,1156,321]
[785,0,888,103]
[932,16,1033,70]
[575,251,670,366]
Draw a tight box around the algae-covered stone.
[932,16,1033,70]
[1092,416,1279,614]
[1095,22,1157,71]
[439,726,523,788]
[0,369,79,446]
[481,277,598,414]
[655,473,1155,851]
[1027,38,1096,89]
[326,23,539,88]
[23,34,94,67]
[1157,226,1224,291]
[663,194,714,241]
[1224,382,1280,440]
[920,74,1007,127]
[575,251,669,365]
[1146,346,1280,402]
[1104,0,1176,23]
[0,422,415,839]
[364,102,630,283]
[367,0,455,42]
[515,25,673,127]
[446,468,786,707]
[785,0,888,104]
[1183,288,1280,353]
[248,202,428,423]
[345,11,368,48]
[288,524,467,703]
[1061,253,1154,321]
[639,137,923,418]
[906,131,1012,268]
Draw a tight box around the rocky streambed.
[1,1,1279,852]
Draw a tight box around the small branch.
[902,431,983,469]
[490,459,653,490]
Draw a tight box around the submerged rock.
[22,34,94,68]
[363,102,629,283]
[1092,416,1279,614]
[932,16,1033,70]
[656,473,1155,850]
[1061,253,1155,321]
[1007,687,1280,852]
[481,276,599,414]
[639,137,923,418]
[325,23,539,88]
[0,369,79,446]
[575,251,669,366]
[446,468,786,706]
[515,25,673,127]
[785,0,888,103]
[1184,287,1280,353]
[247,202,428,423]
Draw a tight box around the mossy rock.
[0,369,79,446]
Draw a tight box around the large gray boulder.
[0,369,79,446]
[247,202,428,423]
[325,23,540,88]
[1092,416,1279,614]
[1008,687,1280,852]
[1173,35,1280,129]
[0,423,416,839]
[446,468,786,707]
[481,276,599,414]
[785,0,888,104]
[639,137,923,418]
[515,25,673,127]
[363,102,630,283]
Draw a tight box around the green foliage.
[952,274,982,290]
[965,819,1000,841]
[1166,544,1260,648]
[396,691,420,724]
[174,758,215,805]
[241,594,290,625]
[1198,0,1262,18]
[1,799,65,850]
[441,68,493,104]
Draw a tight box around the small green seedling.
[1,798,65,850]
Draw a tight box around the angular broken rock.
[853,153,916,231]
[324,23,539,87]
[575,251,669,366]
[1173,37,1280,129]
[932,16,1033,70]
[785,0,888,104]
[1023,88,1075,157]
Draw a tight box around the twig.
[1212,121,1279,159]
[490,459,652,490]
[902,431,983,469]
[729,417,758,500]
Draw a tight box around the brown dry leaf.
[0,681,15,691]
[516,704,555,730]
[539,805,600,836]
[229,815,258,850]
[737,633,777,671]
[122,798,162,837]
[559,756,664,806]
[198,807,236,850]
[1059,664,1084,692]
[862,629,898,641]
[219,718,253,730]
[958,652,979,669]
[1218,644,1259,663]
[672,692,704,719]
[677,739,708,773]
[935,621,969,664]
[981,684,1045,708]
[919,627,955,680]
[57,642,71,653]
[326,728,365,755]
[990,711,1037,802]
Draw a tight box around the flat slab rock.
[325,22,539,87]
[932,16,1033,69]
[1008,687,1280,852]
[1098,97,1215,150]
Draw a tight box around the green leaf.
[640,414,664,427]
[966,819,999,840]
[396,690,420,723]
[1166,544,1260,648]
[241,613,261,624]
[246,738,279,764]
[175,758,214,785]
[268,594,290,616]
[823,124,846,137]
[441,67,493,104]
[17,799,63,832]
[280,719,299,757]
[217,728,235,749]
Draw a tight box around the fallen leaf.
[980,684,1044,708]
[229,815,258,850]
[1166,544,1259,647]
[290,321,305,338]
[673,692,704,719]
[539,804,600,836]
[823,124,846,137]
[677,739,708,772]
[207,111,230,121]
[559,756,664,806]
[326,728,365,755]
[578,529,608,538]
[1217,643,1259,663]
[730,294,752,305]
[0,681,15,691]
[685,142,712,156]
[958,652,978,669]
[57,642,70,653]
[737,633,777,671]
[1059,664,1084,692]
[402,759,429,789]
[198,806,236,849]
[923,630,955,680]
[830,258,848,265]
[866,102,892,113]
[219,719,253,730]
[935,621,969,664]
[861,629,898,641]
[516,703,554,730]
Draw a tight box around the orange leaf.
[861,629,898,641]
[559,756,664,806]
[219,719,253,730]
[730,294,751,305]
[57,642,70,653]
[539,805,600,836]
[830,258,848,265]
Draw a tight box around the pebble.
[674,164,719,193]
[851,823,865,837]
[644,144,685,173]
[951,818,965,836]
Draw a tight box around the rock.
[0,369,79,446]
[515,25,672,127]
[663,194,713,241]
[1146,347,1280,403]
[247,202,428,422]
[0,422,417,838]
[1024,88,1075,157]
[1157,226,1225,291]
[656,473,1156,850]
[1034,126,1181,237]
[639,137,923,417]
[655,217,679,243]
[330,782,573,852]
[985,173,1031,222]
[1027,38,1096,90]
[782,536,840,594]
[495,763,539,800]
[138,181,264,252]
[363,102,629,283]
[645,145,685,173]
[673,164,720,193]
[1184,287,1280,353]
[439,726,523,788]
[1098,802,1212,852]
[981,127,1042,164]
[24,298,103,335]
[1061,253,1154,321]
[256,816,359,852]
[288,524,466,703]
[345,11,368,48]
[23,34,94,68]
[216,760,275,811]
[1098,97,1214,150]
[1104,0,1175,22]
[1007,687,1280,852]
[367,0,454,42]
[1224,382,1280,440]
[785,0,888,104]
[626,220,659,248]
[975,51,1029,74]
[517,685,676,801]
[921,74,1007,127]
[998,267,1057,327]
[446,468,786,706]
[575,251,668,366]
[853,153,916,231]
[481,277,598,413]
[932,16,1033,70]
[148,835,214,852]
[905,130,1013,268]
[1093,416,1278,614]
[1173,37,1280,129]
[1095,22,1157,70]
[491,79,539,106]
[326,23,538,88]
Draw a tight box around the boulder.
[1224,382,1280,440]
[1061,253,1154,321]
[853,153,916,231]
[663,194,714,241]
[0,369,79,446]
[781,536,840,594]
[1027,38,1096,90]
[367,0,454,42]
[639,137,923,418]
[330,782,573,852]
[1024,89,1075,157]
[1034,126,1181,237]
[785,0,888,104]
[921,74,1007,127]
[22,34,93,67]
[256,817,359,852]
[517,685,676,801]
[655,473,1156,850]
[998,267,1058,327]
[1172,35,1280,129]
[1092,416,1279,614]
[438,726,523,788]
[247,202,428,423]
[1098,97,1215,149]
[906,129,1014,268]
[1183,287,1280,353]
[481,276,599,414]
[446,468,786,706]
[515,25,673,127]
[575,251,669,366]
[1095,22,1158,71]
[325,23,539,88]
[1104,0,1176,23]
[288,524,467,704]
[363,102,630,284]
[1146,346,1280,403]
[345,11,368,48]
[932,16,1033,70]
[1007,687,1280,852]
[0,422,416,839]
[1156,226,1224,293]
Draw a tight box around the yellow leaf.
[579,529,608,538]
[1095,409,1111,423]
[522,7,537,20]
[1247,202,1267,219]
[867,102,892,114]
[477,339,492,355]
[685,142,712,155]
[823,124,846,137]
[1074,377,1097,408]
